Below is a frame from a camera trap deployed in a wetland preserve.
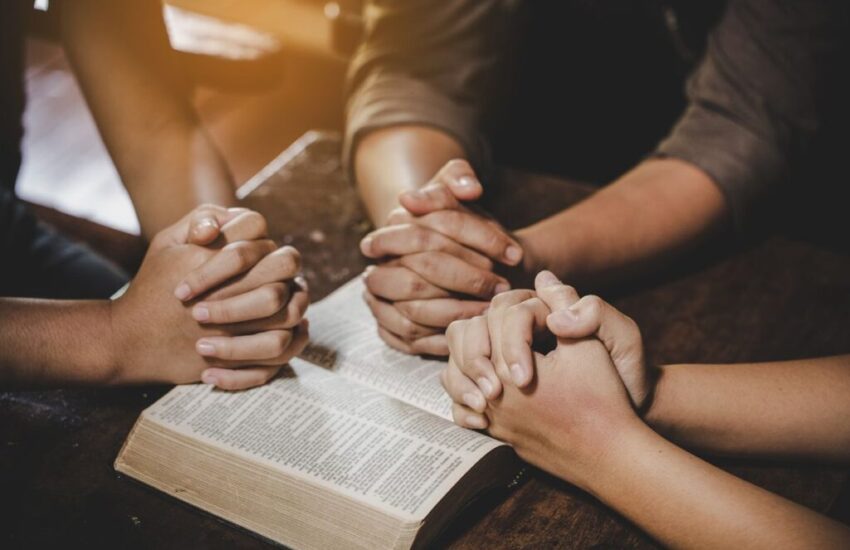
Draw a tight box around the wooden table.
[2,132,849,548]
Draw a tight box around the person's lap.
[0,187,128,300]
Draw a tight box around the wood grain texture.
[1,133,848,549]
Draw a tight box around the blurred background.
[19,0,362,234]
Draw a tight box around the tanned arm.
[354,125,465,226]
[515,157,729,288]
[60,0,235,239]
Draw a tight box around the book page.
[144,359,504,521]
[303,277,453,420]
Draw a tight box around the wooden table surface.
[2,132,849,548]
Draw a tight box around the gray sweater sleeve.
[655,0,848,229]
[343,0,517,179]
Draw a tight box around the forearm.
[116,123,236,238]
[515,158,728,288]
[645,355,850,461]
[353,125,465,226]
[61,0,235,239]
[0,299,118,387]
[582,422,850,549]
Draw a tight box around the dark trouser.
[0,187,128,299]
[2,2,127,299]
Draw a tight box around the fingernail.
[201,371,218,385]
[537,270,560,287]
[360,236,373,254]
[477,377,494,397]
[198,218,218,231]
[196,341,216,356]
[505,245,523,264]
[363,265,375,277]
[174,283,191,301]
[495,281,511,294]
[466,415,487,429]
[457,175,478,189]
[193,305,210,322]
[510,363,527,386]
[462,392,485,411]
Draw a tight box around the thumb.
[547,294,648,408]
[155,206,267,250]
[399,159,483,215]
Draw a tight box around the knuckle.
[413,226,432,251]
[387,207,408,225]
[396,300,420,321]
[446,319,466,340]
[481,228,504,254]
[443,158,470,174]
[186,272,206,294]
[624,314,642,337]
[228,242,254,270]
[272,331,291,356]
[265,283,287,311]
[583,295,604,317]
[444,210,464,234]
[280,246,301,273]
[469,274,493,296]
[557,284,579,302]
[208,303,231,324]
[216,341,234,360]
[416,253,437,275]
[399,317,418,340]
[490,290,528,310]
[439,368,449,389]
[490,292,511,309]
[505,302,528,322]
[245,211,268,236]
[468,356,490,377]
[408,276,428,295]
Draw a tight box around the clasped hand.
[441,271,652,487]
[360,159,526,356]
[110,205,309,390]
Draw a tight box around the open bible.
[116,277,519,549]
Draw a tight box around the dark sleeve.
[655,0,849,229]
[343,0,518,177]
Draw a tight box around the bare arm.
[444,274,850,549]
[0,299,117,386]
[354,126,464,225]
[60,0,235,239]
[589,420,850,549]
[1,207,309,391]
[516,157,729,287]
[646,355,850,462]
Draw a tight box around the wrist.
[514,222,585,284]
[547,412,648,493]
[576,419,670,506]
[106,298,131,385]
[642,364,675,434]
